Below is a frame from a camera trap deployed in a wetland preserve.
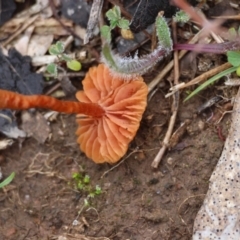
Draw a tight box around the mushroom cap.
[76,64,148,164]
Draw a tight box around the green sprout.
[71,172,102,199]
[46,41,82,77]
[173,10,190,23]
[100,6,130,43]
[0,172,15,189]
[70,172,102,217]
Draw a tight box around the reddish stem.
[0,89,104,117]
[174,40,240,53]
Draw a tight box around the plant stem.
[0,90,104,117]
[174,40,240,53]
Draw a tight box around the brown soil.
[0,86,229,240]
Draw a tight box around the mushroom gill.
[76,64,148,163]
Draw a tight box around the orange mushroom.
[0,64,148,163]
[76,64,148,163]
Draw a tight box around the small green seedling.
[101,8,172,78]
[100,6,130,43]
[173,10,190,23]
[71,172,102,198]
[47,41,82,77]
[70,172,102,217]
[0,172,15,189]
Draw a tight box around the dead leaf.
[15,26,35,55]
[27,34,54,57]
[0,139,14,150]
[21,111,51,144]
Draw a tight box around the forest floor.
[0,0,239,239]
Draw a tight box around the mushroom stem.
[0,89,105,117]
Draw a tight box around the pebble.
[167,157,173,165]
[198,120,205,131]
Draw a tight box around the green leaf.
[106,6,121,22]
[83,175,90,183]
[84,199,90,206]
[88,193,95,198]
[106,9,117,22]
[155,16,172,49]
[236,66,240,76]
[0,172,15,188]
[184,66,238,102]
[100,25,111,42]
[67,60,82,71]
[55,41,65,54]
[106,9,116,21]
[78,182,84,190]
[118,19,130,29]
[173,10,190,23]
[46,63,58,76]
[49,45,60,55]
[113,6,121,19]
[72,172,81,180]
[227,51,240,67]
[95,185,102,195]
[109,20,118,29]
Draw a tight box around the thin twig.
[100,148,139,178]
[166,62,232,97]
[178,194,205,233]
[172,21,180,86]
[43,72,86,78]
[84,0,104,44]
[101,147,159,177]
[151,21,180,168]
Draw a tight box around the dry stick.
[172,22,180,87]
[213,15,240,20]
[100,148,139,178]
[148,30,203,93]
[151,21,180,168]
[84,0,104,44]
[43,72,86,78]
[2,15,39,47]
[101,147,159,178]
[166,62,232,97]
